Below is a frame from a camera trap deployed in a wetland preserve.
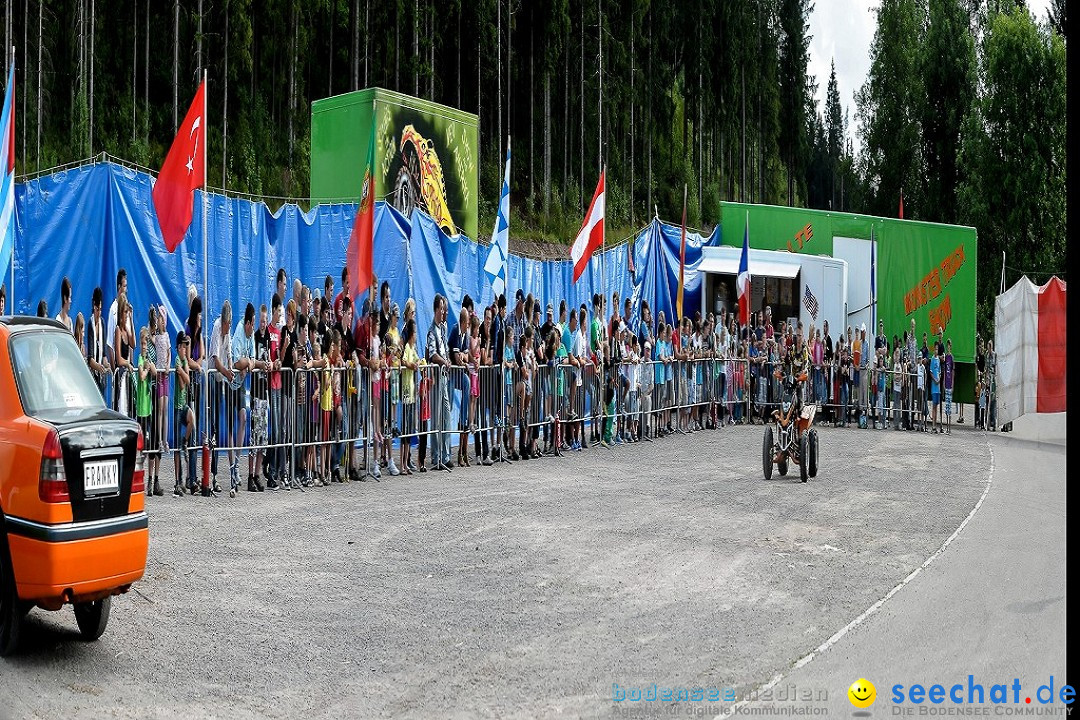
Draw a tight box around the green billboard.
[718,202,978,367]
[311,87,479,241]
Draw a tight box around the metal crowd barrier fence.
[98,347,978,492]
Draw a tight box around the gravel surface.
[0,421,991,719]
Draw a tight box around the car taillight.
[131,430,146,494]
[39,429,70,503]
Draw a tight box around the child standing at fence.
[317,334,334,483]
[152,305,171,455]
[892,349,903,430]
[400,320,419,476]
[382,332,400,476]
[173,331,195,496]
[331,331,348,481]
[136,326,162,496]
[553,324,569,453]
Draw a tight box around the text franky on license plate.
[84,459,119,494]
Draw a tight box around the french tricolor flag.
[737,212,751,327]
[0,62,15,292]
[994,275,1067,425]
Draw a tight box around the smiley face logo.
[848,678,876,708]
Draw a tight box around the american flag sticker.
[804,284,819,320]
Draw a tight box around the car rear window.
[9,331,105,415]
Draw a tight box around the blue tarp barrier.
[10,161,720,352]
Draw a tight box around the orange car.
[0,317,148,655]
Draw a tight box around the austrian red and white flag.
[571,170,605,283]
[153,79,206,253]
[994,275,1066,424]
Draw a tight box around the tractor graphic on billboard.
[391,124,457,237]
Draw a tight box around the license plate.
[84,459,119,494]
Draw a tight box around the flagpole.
[9,45,14,307]
[366,95,376,479]
[1000,251,1005,295]
[870,225,875,331]
[202,69,209,465]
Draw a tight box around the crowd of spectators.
[0,271,1001,499]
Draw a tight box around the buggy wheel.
[762,426,774,481]
[799,433,809,482]
[778,458,788,476]
[808,429,819,478]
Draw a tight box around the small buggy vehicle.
[763,370,819,482]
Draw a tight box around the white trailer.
[698,246,849,339]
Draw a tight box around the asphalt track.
[722,412,1067,718]
[0,410,1062,719]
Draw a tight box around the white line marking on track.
[716,438,996,718]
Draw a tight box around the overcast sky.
[807,0,1054,154]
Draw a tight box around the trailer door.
[833,236,872,333]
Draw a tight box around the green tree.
[957,5,1066,333]
[824,58,843,208]
[1046,0,1066,39]
[777,0,813,205]
[920,0,976,224]
[856,0,926,218]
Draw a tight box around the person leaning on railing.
[474,305,495,465]
[337,296,362,482]
[171,330,197,495]
[294,314,316,486]
[514,325,537,459]
[232,302,262,493]
[206,301,233,496]
[426,294,453,472]
[264,294,285,490]
[88,286,111,400]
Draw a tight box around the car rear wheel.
[73,596,111,642]
[762,426,774,481]
[0,531,26,657]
